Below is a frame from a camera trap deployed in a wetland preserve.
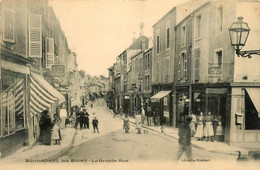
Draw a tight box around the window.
[3,0,15,43]
[29,13,42,58]
[165,57,170,82]
[215,50,222,67]
[195,15,201,38]
[245,91,260,130]
[147,75,150,91]
[1,70,26,136]
[156,61,159,81]
[181,53,187,79]
[156,35,160,54]
[147,53,150,70]
[46,38,54,68]
[217,6,223,32]
[166,28,170,49]
[181,26,186,46]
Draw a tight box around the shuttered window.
[180,52,187,80]
[29,14,42,58]
[3,0,15,43]
[46,38,54,68]
[165,57,169,82]
[194,48,200,81]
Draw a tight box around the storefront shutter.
[194,48,200,81]
[46,38,54,68]
[29,13,42,58]
[3,0,15,42]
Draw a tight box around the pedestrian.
[216,116,224,141]
[176,116,193,161]
[75,106,81,129]
[135,110,142,134]
[83,108,89,129]
[79,107,85,130]
[92,116,99,133]
[70,107,77,128]
[141,106,145,124]
[194,112,204,141]
[189,111,196,137]
[60,105,67,129]
[123,115,130,133]
[153,109,159,126]
[213,115,219,140]
[147,106,152,126]
[39,110,52,145]
[203,112,214,142]
[52,118,61,145]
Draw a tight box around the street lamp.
[229,16,260,58]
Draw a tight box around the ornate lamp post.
[229,17,260,58]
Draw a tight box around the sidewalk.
[124,115,257,157]
[2,127,76,164]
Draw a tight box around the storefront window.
[1,70,26,136]
[245,91,260,130]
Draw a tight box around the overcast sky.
[49,0,189,77]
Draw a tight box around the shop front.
[29,73,65,143]
[151,90,172,126]
[230,84,260,145]
[175,86,189,128]
[0,68,29,157]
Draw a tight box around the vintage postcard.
[0,0,260,169]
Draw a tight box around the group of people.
[70,106,99,133]
[122,106,147,134]
[189,111,224,142]
[39,110,62,145]
[39,104,101,146]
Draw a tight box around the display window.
[1,70,26,137]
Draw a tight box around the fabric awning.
[246,88,260,117]
[30,73,65,115]
[32,73,65,103]
[151,91,171,101]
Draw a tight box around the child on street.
[92,117,99,133]
[52,119,61,145]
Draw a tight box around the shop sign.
[52,65,65,77]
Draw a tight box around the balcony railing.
[208,63,233,83]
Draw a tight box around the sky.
[49,0,189,77]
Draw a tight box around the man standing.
[83,108,89,129]
[146,106,152,126]
[92,117,99,133]
[79,107,85,130]
[176,116,192,161]
[60,105,67,128]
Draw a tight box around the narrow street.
[52,99,237,162]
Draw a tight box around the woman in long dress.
[194,112,204,141]
[203,112,214,142]
[135,110,142,134]
[216,116,224,141]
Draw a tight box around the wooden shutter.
[184,53,187,79]
[29,14,42,58]
[3,0,14,42]
[194,48,200,81]
[46,38,54,68]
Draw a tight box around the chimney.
[133,32,137,43]
[141,39,146,52]
[139,22,144,36]
[148,37,153,48]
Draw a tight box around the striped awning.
[30,73,65,115]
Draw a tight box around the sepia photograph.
[0,0,260,169]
